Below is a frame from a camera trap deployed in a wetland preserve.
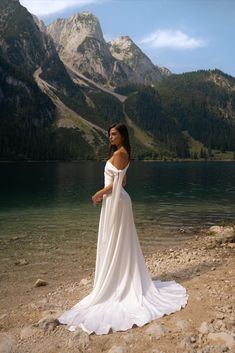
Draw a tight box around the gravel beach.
[0,225,234,353]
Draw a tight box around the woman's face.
[109,128,123,147]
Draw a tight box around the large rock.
[207,332,234,349]
[209,226,235,243]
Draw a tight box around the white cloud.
[140,29,206,50]
[19,0,105,16]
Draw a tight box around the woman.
[58,122,188,335]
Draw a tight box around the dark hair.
[108,122,131,159]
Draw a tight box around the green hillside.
[121,70,235,160]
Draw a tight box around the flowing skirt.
[58,187,188,335]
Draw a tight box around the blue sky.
[20,0,235,77]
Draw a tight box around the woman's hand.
[92,191,103,205]
[92,183,113,205]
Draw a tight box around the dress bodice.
[104,160,129,187]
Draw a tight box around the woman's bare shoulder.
[113,149,129,169]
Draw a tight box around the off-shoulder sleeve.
[106,164,129,235]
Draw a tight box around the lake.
[0,161,235,251]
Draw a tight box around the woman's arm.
[92,150,128,205]
[92,183,113,205]
[92,175,126,205]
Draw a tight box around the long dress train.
[58,160,188,335]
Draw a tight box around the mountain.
[108,36,164,85]
[0,2,234,161]
[47,12,114,85]
[123,69,235,159]
[47,12,168,87]
[0,0,73,92]
[0,0,108,160]
[157,70,235,154]
[0,0,55,159]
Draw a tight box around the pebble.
[34,279,48,287]
[224,322,234,333]
[14,258,28,266]
[213,320,226,331]
[107,345,127,353]
[196,296,202,301]
[216,312,225,320]
[122,332,139,344]
[175,319,191,331]
[37,317,59,331]
[79,278,89,286]
[176,337,191,350]
[10,236,19,241]
[145,323,166,339]
[67,328,90,350]
[20,325,37,339]
[227,243,235,248]
[190,336,197,343]
[198,321,210,335]
[0,314,7,321]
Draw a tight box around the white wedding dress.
[58,160,188,335]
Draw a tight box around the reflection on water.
[0,161,234,250]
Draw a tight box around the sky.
[19,0,235,77]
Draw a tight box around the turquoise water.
[0,161,235,249]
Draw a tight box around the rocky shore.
[0,225,234,353]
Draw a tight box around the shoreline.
[0,225,234,352]
[0,159,234,163]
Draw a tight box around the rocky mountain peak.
[47,11,169,86]
[109,36,143,64]
[72,11,98,21]
[47,11,113,83]
[47,11,104,50]
[110,35,150,62]
[110,36,136,48]
[69,11,104,41]
[109,35,164,83]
